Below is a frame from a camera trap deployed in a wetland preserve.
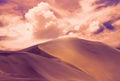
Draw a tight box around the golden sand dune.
[39,37,120,81]
[0,37,120,81]
[0,45,95,81]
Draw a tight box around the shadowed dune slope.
[20,45,55,58]
[0,50,96,81]
[39,37,120,81]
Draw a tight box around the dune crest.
[39,37,120,81]
[0,45,96,81]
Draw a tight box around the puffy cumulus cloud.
[0,0,120,50]
[25,0,120,48]
[0,2,70,51]
[24,2,79,39]
[25,2,64,39]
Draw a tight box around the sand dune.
[0,46,95,81]
[0,37,120,81]
[39,37,120,81]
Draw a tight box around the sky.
[0,0,120,51]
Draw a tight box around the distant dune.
[39,37,120,81]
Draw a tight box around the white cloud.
[0,0,120,50]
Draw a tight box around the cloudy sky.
[0,0,120,50]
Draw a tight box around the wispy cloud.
[0,0,120,50]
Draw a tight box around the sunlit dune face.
[39,38,120,81]
[0,0,120,50]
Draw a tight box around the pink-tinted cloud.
[0,0,120,50]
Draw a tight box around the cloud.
[96,0,120,6]
[0,14,35,50]
[0,0,120,50]
[25,2,63,39]
[52,0,80,11]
